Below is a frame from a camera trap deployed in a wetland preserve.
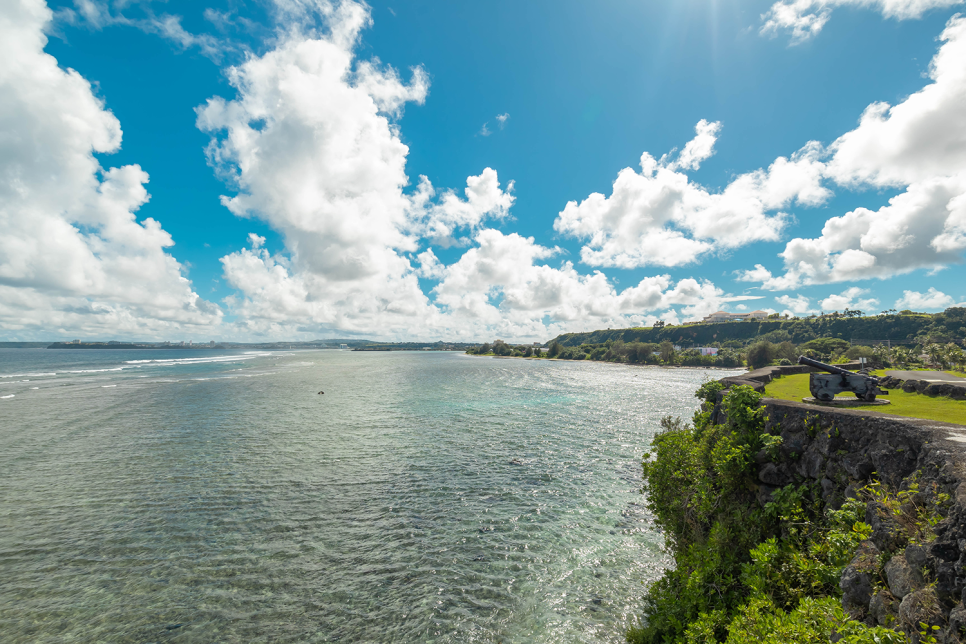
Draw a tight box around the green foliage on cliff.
[553,308,966,349]
[629,385,904,644]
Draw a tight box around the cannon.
[797,355,888,402]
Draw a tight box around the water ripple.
[0,349,740,643]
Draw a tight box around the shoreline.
[466,352,749,372]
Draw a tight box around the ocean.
[0,348,742,642]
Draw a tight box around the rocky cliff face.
[733,393,966,643]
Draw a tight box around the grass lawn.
[764,373,966,425]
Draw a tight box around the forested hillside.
[550,308,966,348]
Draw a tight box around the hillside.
[550,308,966,348]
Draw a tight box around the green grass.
[764,373,966,425]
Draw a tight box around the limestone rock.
[902,380,921,393]
[798,449,825,479]
[841,540,881,619]
[869,588,900,628]
[947,603,966,644]
[867,501,907,552]
[758,462,787,487]
[885,552,924,599]
[906,543,928,570]
[899,588,943,644]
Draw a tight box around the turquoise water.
[0,349,742,642]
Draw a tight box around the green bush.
[630,384,905,644]
[845,345,875,360]
[746,342,775,369]
[799,337,850,358]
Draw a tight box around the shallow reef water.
[0,348,741,643]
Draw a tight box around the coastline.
[465,352,749,372]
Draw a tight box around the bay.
[0,348,742,642]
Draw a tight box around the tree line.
[466,335,966,372]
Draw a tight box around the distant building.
[697,347,719,356]
[340,343,348,350]
[209,340,216,347]
[702,310,769,323]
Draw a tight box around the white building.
[702,310,770,323]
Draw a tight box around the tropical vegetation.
[628,384,946,644]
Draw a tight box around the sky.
[2,0,966,342]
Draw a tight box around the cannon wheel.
[815,389,835,402]
[856,392,877,402]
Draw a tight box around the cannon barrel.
[797,355,876,380]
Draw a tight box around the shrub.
[630,384,906,644]
[800,337,850,358]
[746,341,775,369]
[845,345,875,360]
[776,341,798,364]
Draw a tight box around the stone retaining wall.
[879,375,966,401]
[719,379,966,641]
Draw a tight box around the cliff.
[631,371,966,643]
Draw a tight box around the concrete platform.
[802,397,891,407]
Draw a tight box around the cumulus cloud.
[408,169,514,245]
[0,0,220,338]
[895,287,956,309]
[554,123,829,269]
[818,287,879,311]
[760,0,962,43]
[430,229,743,337]
[775,293,813,315]
[496,112,509,129]
[741,16,966,290]
[665,119,721,171]
[741,16,966,289]
[201,0,735,340]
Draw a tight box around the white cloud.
[760,0,962,44]
[895,287,956,309]
[479,122,491,137]
[496,112,509,128]
[430,229,738,336]
[408,169,514,245]
[818,287,879,311]
[53,0,227,60]
[665,119,721,171]
[2,0,777,342]
[742,16,966,289]
[775,293,813,314]
[0,0,220,339]
[553,125,828,268]
[201,1,730,341]
[827,17,966,188]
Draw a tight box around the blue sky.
[2,0,965,341]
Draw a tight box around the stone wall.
[734,392,966,642]
[879,375,966,401]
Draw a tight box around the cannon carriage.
[797,355,888,402]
